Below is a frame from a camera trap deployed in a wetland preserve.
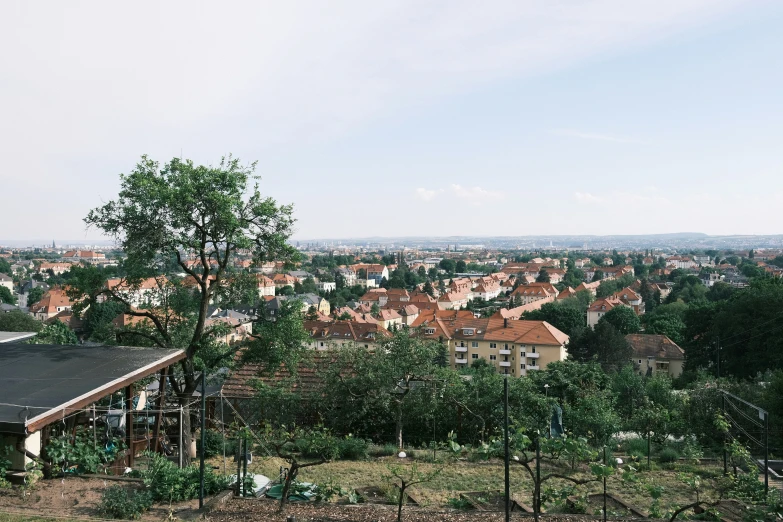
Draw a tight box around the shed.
[0,343,185,471]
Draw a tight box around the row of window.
[455,341,537,352]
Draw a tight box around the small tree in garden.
[261,425,339,511]
[384,462,443,522]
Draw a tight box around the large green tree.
[598,305,641,335]
[0,286,15,305]
[0,310,43,332]
[84,155,296,459]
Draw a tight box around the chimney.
[504,318,508,328]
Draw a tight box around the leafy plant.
[139,451,229,502]
[196,429,225,459]
[45,427,123,474]
[447,496,473,510]
[97,486,153,520]
[0,445,13,488]
[658,447,680,464]
[337,434,369,460]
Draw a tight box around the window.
[504,368,509,374]
[489,355,497,361]
[472,341,479,348]
[504,344,509,349]
[504,356,508,361]
[521,364,526,369]
[471,354,478,359]
[320,342,324,347]
[531,346,536,353]
[489,343,497,349]
[424,328,435,335]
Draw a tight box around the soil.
[0,476,208,521]
[209,496,613,522]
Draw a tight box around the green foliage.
[45,428,123,474]
[26,286,46,307]
[439,259,456,273]
[598,305,641,335]
[0,445,13,488]
[447,496,474,510]
[567,321,633,372]
[337,435,369,460]
[523,300,586,336]
[0,286,16,305]
[140,451,230,502]
[196,429,225,459]
[29,320,78,345]
[97,486,153,520]
[658,447,680,463]
[0,310,42,332]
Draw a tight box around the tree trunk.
[279,462,299,511]
[397,482,406,522]
[396,404,404,450]
[179,398,192,467]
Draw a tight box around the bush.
[658,448,680,463]
[97,486,153,520]
[140,452,230,502]
[626,437,649,456]
[338,435,368,460]
[368,443,398,458]
[196,429,225,459]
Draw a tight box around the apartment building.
[419,317,568,377]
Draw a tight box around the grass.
[208,454,727,512]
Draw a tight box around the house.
[557,287,577,300]
[386,288,410,302]
[61,250,106,264]
[374,309,403,330]
[693,255,712,266]
[288,270,315,282]
[610,287,645,315]
[37,262,72,275]
[490,294,555,320]
[256,275,276,298]
[335,267,357,287]
[437,292,468,310]
[352,263,389,285]
[650,282,671,301]
[303,320,391,350]
[418,317,569,377]
[586,297,627,328]
[510,283,556,305]
[603,258,614,266]
[295,293,331,315]
[316,281,336,293]
[272,273,298,290]
[29,288,72,321]
[574,258,591,269]
[642,257,655,266]
[359,288,388,307]
[625,334,685,378]
[205,311,254,345]
[0,273,12,293]
[106,276,169,307]
[666,256,696,269]
[701,272,725,287]
[472,282,502,301]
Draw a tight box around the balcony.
[455,358,469,364]
[455,346,468,352]
[499,349,511,355]
[524,352,539,359]
[499,361,511,367]
[527,364,540,370]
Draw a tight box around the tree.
[417,266,427,279]
[455,260,467,273]
[26,286,45,307]
[439,259,456,274]
[385,462,443,522]
[0,286,15,305]
[599,306,641,335]
[645,315,686,345]
[0,258,11,275]
[84,155,296,462]
[30,321,78,345]
[300,276,317,294]
[422,281,434,297]
[536,268,550,283]
[0,310,43,332]
[591,270,603,282]
[523,301,585,337]
[262,425,339,510]
[568,322,633,372]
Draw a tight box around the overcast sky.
[1,1,782,242]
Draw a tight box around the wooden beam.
[151,366,168,453]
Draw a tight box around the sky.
[1,0,782,242]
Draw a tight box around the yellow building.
[418,316,569,376]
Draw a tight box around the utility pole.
[199,372,206,509]
[504,376,510,522]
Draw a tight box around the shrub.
[338,435,368,460]
[97,486,153,520]
[368,443,398,458]
[0,445,12,488]
[447,496,473,510]
[196,429,224,459]
[45,428,123,474]
[626,437,649,456]
[140,452,230,502]
[658,448,680,463]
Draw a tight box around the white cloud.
[450,184,505,205]
[574,192,604,203]
[553,129,643,144]
[414,188,442,201]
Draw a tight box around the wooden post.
[125,385,134,468]
[152,367,168,453]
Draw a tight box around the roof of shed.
[0,344,185,434]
